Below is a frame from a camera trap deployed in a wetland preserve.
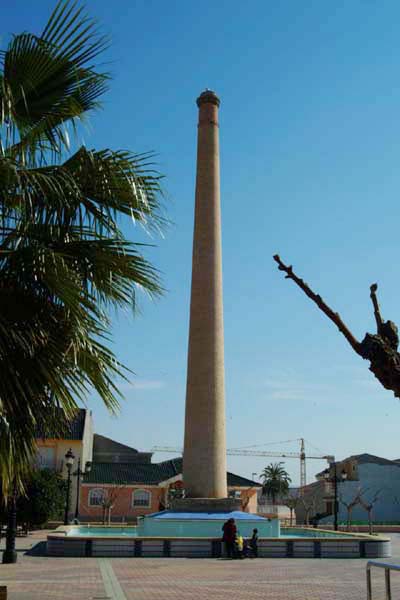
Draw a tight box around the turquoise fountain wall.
[138,510,280,538]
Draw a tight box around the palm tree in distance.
[0,0,165,492]
[260,463,292,505]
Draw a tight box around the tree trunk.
[290,508,293,526]
[368,509,373,535]
[347,507,352,531]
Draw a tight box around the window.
[228,490,241,499]
[132,489,151,507]
[36,447,56,469]
[89,488,106,506]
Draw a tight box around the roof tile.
[83,458,261,487]
[35,408,87,441]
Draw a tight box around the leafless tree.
[101,485,124,525]
[284,494,300,526]
[359,489,381,535]
[299,495,318,526]
[339,488,363,531]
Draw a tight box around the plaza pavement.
[1,531,400,599]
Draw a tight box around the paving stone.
[1,530,400,599]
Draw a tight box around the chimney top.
[196,89,220,108]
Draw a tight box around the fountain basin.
[137,510,279,537]
[47,512,391,558]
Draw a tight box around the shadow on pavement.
[24,541,47,556]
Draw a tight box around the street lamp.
[324,465,347,531]
[74,460,91,520]
[64,448,75,525]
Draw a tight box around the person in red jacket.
[222,518,237,558]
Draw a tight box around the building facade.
[35,410,260,523]
[79,459,260,522]
[35,408,93,520]
[296,453,400,525]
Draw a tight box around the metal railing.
[366,561,400,600]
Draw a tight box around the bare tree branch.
[370,284,384,333]
[359,488,381,535]
[273,254,361,354]
[339,487,363,531]
[283,494,300,526]
[299,494,318,526]
[273,254,400,398]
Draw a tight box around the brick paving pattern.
[1,531,400,599]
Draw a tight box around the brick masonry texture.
[183,91,227,499]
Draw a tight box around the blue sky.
[5,0,400,486]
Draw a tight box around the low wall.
[47,532,391,559]
[321,525,400,534]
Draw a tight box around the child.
[235,533,244,559]
[250,528,258,558]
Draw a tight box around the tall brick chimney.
[182,90,227,499]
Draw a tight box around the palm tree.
[260,463,292,505]
[0,0,165,491]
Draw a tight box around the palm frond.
[0,148,165,236]
[0,0,109,159]
[0,0,166,490]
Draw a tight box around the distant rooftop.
[316,452,400,478]
[83,457,261,487]
[92,434,152,464]
[345,453,400,466]
[93,434,140,455]
[35,408,87,441]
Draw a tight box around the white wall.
[81,410,94,467]
[321,462,400,524]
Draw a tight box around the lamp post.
[325,465,347,531]
[74,459,91,520]
[64,448,75,525]
[2,479,18,564]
